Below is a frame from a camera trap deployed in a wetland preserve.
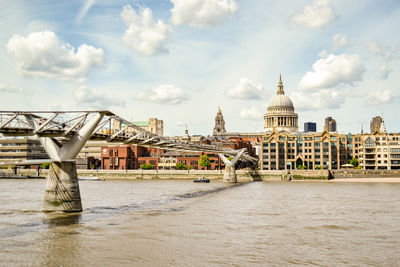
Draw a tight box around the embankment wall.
[5,168,400,180]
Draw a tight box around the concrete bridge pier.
[219,149,246,183]
[223,165,237,183]
[43,161,82,212]
[25,112,105,213]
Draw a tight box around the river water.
[1,179,399,266]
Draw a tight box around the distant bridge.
[0,110,257,212]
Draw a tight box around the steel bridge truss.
[0,110,257,164]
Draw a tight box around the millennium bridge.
[0,111,257,212]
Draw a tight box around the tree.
[40,162,50,169]
[176,163,188,170]
[199,154,211,169]
[349,157,359,167]
[140,163,154,170]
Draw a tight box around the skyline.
[0,0,399,136]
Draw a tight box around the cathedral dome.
[268,94,294,109]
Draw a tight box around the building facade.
[261,127,351,170]
[352,129,400,170]
[0,137,48,165]
[101,145,135,170]
[304,122,317,132]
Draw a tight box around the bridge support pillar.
[223,165,237,183]
[43,161,82,212]
[219,149,246,184]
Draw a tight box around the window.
[365,138,375,148]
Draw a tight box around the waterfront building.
[351,122,400,170]
[304,122,317,132]
[0,137,48,166]
[261,127,351,170]
[213,107,226,136]
[264,75,298,132]
[325,117,337,132]
[370,116,383,134]
[101,145,134,170]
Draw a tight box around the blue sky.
[0,0,399,136]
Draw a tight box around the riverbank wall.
[3,169,400,181]
[5,169,327,181]
[331,169,400,178]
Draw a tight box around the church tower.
[213,106,226,136]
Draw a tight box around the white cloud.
[170,0,238,27]
[6,31,105,82]
[298,54,365,91]
[291,0,336,28]
[364,42,393,59]
[367,89,396,106]
[292,89,345,111]
[136,84,188,105]
[74,86,125,108]
[0,83,32,94]
[121,5,171,56]
[379,65,392,80]
[76,0,96,23]
[239,106,263,120]
[332,33,348,50]
[227,77,263,99]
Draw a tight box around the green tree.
[199,154,211,169]
[176,163,188,170]
[140,163,154,170]
[40,162,50,169]
[315,165,322,170]
[349,157,359,167]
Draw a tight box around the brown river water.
[1,179,400,266]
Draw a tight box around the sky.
[0,0,399,136]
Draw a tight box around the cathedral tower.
[213,107,226,136]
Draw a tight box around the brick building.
[101,145,135,170]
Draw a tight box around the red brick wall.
[101,145,134,170]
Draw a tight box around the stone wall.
[288,170,331,180]
[10,168,400,181]
[332,169,400,178]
